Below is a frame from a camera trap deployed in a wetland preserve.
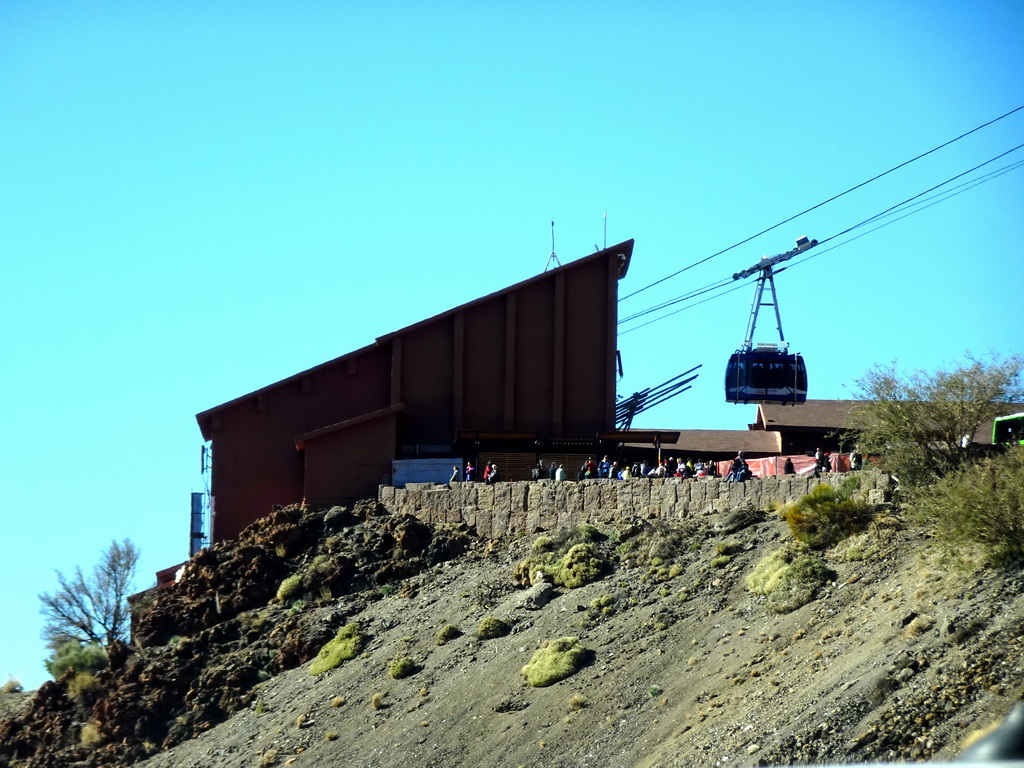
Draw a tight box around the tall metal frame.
[732,237,817,351]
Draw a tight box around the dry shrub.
[745,545,833,614]
[780,479,873,550]
[910,447,1024,566]
[80,720,102,747]
[904,614,935,638]
[67,671,99,702]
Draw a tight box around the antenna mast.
[545,221,562,271]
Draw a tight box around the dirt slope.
[3,488,1023,768]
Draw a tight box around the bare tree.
[845,352,1024,489]
[39,538,140,647]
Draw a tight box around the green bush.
[45,641,108,679]
[309,624,365,676]
[745,545,832,614]
[276,573,303,604]
[559,544,608,588]
[531,535,555,553]
[436,624,462,645]
[715,539,741,555]
[576,523,604,542]
[910,447,1024,565]
[780,479,873,549]
[515,542,610,589]
[389,656,418,679]
[522,637,588,687]
[477,617,510,640]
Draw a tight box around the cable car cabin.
[725,350,807,405]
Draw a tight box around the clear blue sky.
[2,2,1021,689]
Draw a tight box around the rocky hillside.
[2,480,1023,768]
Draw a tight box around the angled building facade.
[196,240,634,541]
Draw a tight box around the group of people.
[452,461,502,485]
[534,455,721,482]
[727,452,753,482]
[453,446,865,485]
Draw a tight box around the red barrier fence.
[715,453,851,478]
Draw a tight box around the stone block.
[598,482,618,512]
[470,507,489,538]
[511,483,528,515]
[616,481,633,512]
[476,483,494,510]
[631,480,651,511]
[688,480,706,506]
[509,509,527,535]
[492,484,512,536]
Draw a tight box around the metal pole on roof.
[545,221,562,272]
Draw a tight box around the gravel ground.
[127,507,1024,768]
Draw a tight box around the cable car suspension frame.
[725,237,816,405]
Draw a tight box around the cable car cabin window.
[725,352,807,405]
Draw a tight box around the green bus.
[992,412,1024,446]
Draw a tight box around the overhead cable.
[619,103,1024,302]
[816,142,1024,245]
[618,154,1024,334]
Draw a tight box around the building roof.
[757,399,1022,446]
[195,340,379,440]
[376,239,633,343]
[754,400,864,431]
[195,240,635,438]
[294,403,405,450]
[626,429,781,456]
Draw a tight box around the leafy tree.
[845,353,1023,489]
[39,538,140,648]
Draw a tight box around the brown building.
[196,240,634,542]
[749,399,862,455]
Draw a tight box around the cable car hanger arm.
[731,237,817,281]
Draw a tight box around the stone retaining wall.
[378,470,890,537]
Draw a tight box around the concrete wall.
[378,470,890,537]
